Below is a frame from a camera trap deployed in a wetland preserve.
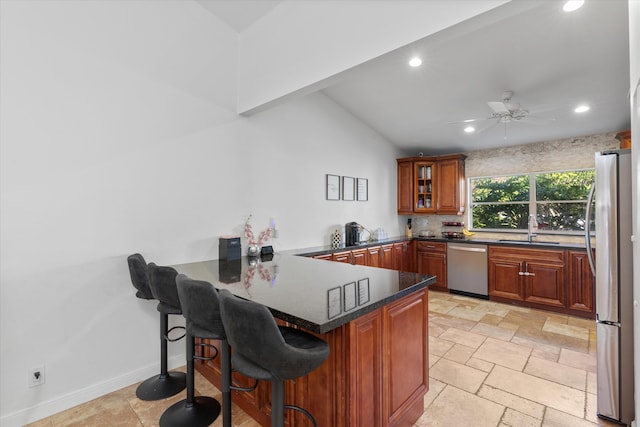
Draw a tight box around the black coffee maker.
[345,222,361,246]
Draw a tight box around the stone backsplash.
[412,131,620,242]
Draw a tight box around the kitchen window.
[469,169,595,233]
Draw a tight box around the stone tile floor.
[28,290,619,427]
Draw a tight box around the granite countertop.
[172,254,435,334]
[292,235,587,257]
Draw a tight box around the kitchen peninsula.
[172,254,435,427]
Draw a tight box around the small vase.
[247,245,260,257]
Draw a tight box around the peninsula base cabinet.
[196,289,429,427]
[488,246,595,319]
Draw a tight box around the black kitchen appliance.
[345,222,360,246]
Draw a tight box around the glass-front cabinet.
[414,162,436,213]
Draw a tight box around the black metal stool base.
[136,371,187,401]
[159,396,221,427]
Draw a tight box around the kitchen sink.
[497,239,560,245]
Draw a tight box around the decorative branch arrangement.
[244,215,272,247]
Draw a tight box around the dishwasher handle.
[447,245,487,253]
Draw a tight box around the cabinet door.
[488,257,524,300]
[392,242,412,272]
[380,244,394,269]
[397,160,413,214]
[567,250,595,316]
[347,309,383,427]
[414,162,436,213]
[524,261,566,308]
[384,289,428,426]
[352,249,367,265]
[367,246,381,268]
[436,158,464,214]
[313,253,333,261]
[416,251,447,291]
[333,251,351,264]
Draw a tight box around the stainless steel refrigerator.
[585,149,634,426]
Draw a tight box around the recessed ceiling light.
[464,126,475,133]
[574,105,590,113]
[563,0,584,12]
[409,57,422,68]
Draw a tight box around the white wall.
[237,0,510,114]
[0,1,403,424]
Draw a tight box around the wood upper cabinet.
[567,250,595,315]
[397,154,466,215]
[415,241,447,292]
[489,246,565,308]
[397,160,414,215]
[436,157,466,215]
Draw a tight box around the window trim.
[467,168,595,235]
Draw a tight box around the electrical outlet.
[29,365,45,387]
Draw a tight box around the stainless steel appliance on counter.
[446,243,488,298]
[585,149,634,426]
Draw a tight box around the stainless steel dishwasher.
[446,243,488,298]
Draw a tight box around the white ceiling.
[199,0,631,155]
[196,0,280,32]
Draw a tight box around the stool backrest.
[127,253,154,300]
[218,289,286,371]
[148,263,181,309]
[176,274,225,338]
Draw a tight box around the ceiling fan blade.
[447,117,490,124]
[518,115,556,124]
[474,120,499,135]
[487,101,510,114]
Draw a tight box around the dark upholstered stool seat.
[218,289,329,427]
[127,254,186,401]
[158,274,229,427]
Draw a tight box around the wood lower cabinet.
[333,249,367,265]
[567,250,595,316]
[367,246,382,268]
[380,244,394,269]
[415,241,447,292]
[313,253,333,261]
[197,289,429,427]
[392,241,412,272]
[489,246,565,307]
[488,246,594,318]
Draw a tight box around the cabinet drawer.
[489,246,564,263]
[416,241,446,253]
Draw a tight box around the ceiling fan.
[486,91,529,123]
[456,91,529,125]
[450,91,552,137]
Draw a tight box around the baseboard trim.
[0,355,185,427]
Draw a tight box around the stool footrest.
[166,325,186,342]
[284,404,318,427]
[230,378,259,393]
[194,342,218,361]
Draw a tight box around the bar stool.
[159,274,227,427]
[218,289,330,427]
[127,254,186,401]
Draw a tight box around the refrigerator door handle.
[584,183,596,275]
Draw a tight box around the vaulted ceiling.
[199,0,630,155]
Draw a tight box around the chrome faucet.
[528,215,538,242]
